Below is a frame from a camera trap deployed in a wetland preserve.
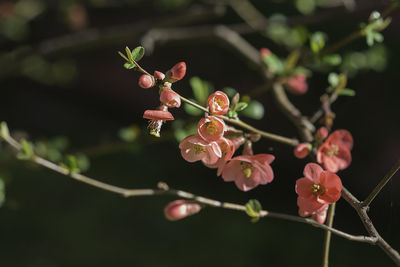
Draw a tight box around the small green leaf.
[374,32,384,43]
[245,199,262,222]
[227,110,238,118]
[339,88,356,96]
[262,53,284,74]
[124,62,136,69]
[75,153,91,173]
[125,46,133,61]
[184,102,203,116]
[65,155,80,174]
[222,87,237,98]
[118,51,130,62]
[190,77,210,105]
[241,100,264,120]
[0,122,10,139]
[235,102,248,112]
[310,31,327,54]
[131,46,145,62]
[17,139,34,160]
[295,0,316,15]
[322,54,342,66]
[328,72,339,87]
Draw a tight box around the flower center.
[193,144,205,155]
[310,184,326,196]
[205,121,218,135]
[240,161,253,178]
[148,120,162,137]
[214,98,224,111]
[326,144,339,157]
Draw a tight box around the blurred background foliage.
[1,0,400,266]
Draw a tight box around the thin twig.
[322,203,336,267]
[0,128,377,245]
[362,159,400,207]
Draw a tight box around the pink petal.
[297,197,325,214]
[253,154,275,165]
[303,163,323,182]
[295,177,314,199]
[143,110,174,121]
[328,130,353,151]
[221,160,242,182]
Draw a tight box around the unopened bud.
[316,127,328,140]
[260,48,271,58]
[293,143,312,159]
[154,70,165,81]
[164,200,201,221]
[160,88,181,108]
[165,62,186,83]
[138,74,155,88]
[286,74,308,95]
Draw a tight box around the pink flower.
[153,70,165,81]
[294,143,311,159]
[316,127,328,140]
[164,200,201,221]
[207,91,230,115]
[298,197,329,224]
[138,74,155,88]
[197,116,225,142]
[204,137,235,176]
[160,88,181,108]
[317,130,353,173]
[166,62,186,82]
[286,73,308,95]
[143,105,174,137]
[222,154,275,191]
[296,163,342,214]
[179,135,221,165]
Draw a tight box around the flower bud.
[154,70,165,81]
[207,91,230,115]
[138,74,155,89]
[165,62,186,83]
[293,143,312,159]
[260,48,271,58]
[164,200,201,221]
[286,74,308,95]
[160,88,181,108]
[316,127,328,140]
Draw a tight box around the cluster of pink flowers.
[294,129,353,223]
[179,91,275,192]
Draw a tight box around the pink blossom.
[207,91,230,115]
[296,163,342,214]
[316,127,328,140]
[222,154,275,191]
[179,135,221,165]
[204,137,235,176]
[294,143,311,159]
[298,197,329,224]
[164,200,201,221]
[166,62,186,82]
[138,74,155,88]
[197,116,225,142]
[153,70,165,81]
[286,73,308,95]
[160,88,181,108]
[317,130,353,173]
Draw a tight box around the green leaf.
[245,199,262,222]
[0,122,10,139]
[310,31,327,54]
[190,77,210,105]
[241,100,264,120]
[295,0,316,15]
[222,87,237,98]
[322,54,342,66]
[65,155,80,174]
[131,46,145,62]
[235,102,248,112]
[328,72,339,87]
[17,139,34,160]
[124,62,136,69]
[262,53,284,74]
[227,110,238,118]
[184,102,203,116]
[75,153,91,173]
[374,32,384,43]
[339,88,356,96]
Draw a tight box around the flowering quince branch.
[0,123,379,245]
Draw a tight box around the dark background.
[0,0,400,266]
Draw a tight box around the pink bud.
[207,91,230,115]
[293,143,312,159]
[143,109,174,121]
[138,74,155,89]
[154,70,165,81]
[260,48,271,58]
[164,200,201,221]
[160,88,181,108]
[286,74,308,95]
[316,127,328,140]
[166,62,186,82]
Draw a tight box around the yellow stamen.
[194,144,205,155]
[310,184,326,196]
[326,144,339,157]
[240,161,253,178]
